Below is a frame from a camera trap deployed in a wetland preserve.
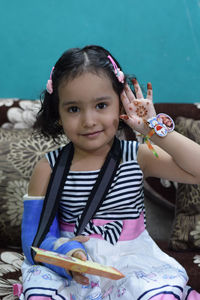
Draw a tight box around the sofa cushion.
[144,177,176,209]
[0,248,23,299]
[169,117,200,250]
[0,128,67,249]
[0,98,41,129]
[144,103,200,209]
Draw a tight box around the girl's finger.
[147,82,153,101]
[121,91,132,112]
[132,78,143,99]
[124,84,136,102]
[120,114,129,120]
[71,235,90,243]
[72,271,89,285]
[72,250,87,261]
[121,89,136,114]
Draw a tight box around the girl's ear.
[58,119,62,126]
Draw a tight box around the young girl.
[20,45,200,300]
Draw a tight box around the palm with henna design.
[120,79,156,135]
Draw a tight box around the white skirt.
[20,230,199,300]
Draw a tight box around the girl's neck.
[70,141,113,171]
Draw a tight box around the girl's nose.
[82,111,96,128]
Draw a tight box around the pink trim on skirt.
[187,290,200,299]
[29,297,52,300]
[150,290,200,299]
[59,213,145,241]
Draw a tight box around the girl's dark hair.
[35,45,128,140]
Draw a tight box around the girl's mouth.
[82,130,103,137]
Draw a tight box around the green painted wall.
[0,0,199,102]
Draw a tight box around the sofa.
[0,98,200,299]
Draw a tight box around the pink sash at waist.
[59,213,145,241]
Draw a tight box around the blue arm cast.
[21,197,87,279]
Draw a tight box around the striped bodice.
[46,140,145,244]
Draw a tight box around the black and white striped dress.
[46,140,145,245]
[21,140,195,299]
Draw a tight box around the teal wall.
[0,0,200,103]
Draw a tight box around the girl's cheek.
[112,118,120,129]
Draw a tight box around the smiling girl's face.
[58,72,120,156]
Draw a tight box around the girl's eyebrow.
[61,96,112,106]
[61,100,78,106]
[95,96,112,101]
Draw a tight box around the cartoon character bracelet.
[144,113,175,158]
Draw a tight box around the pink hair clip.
[108,55,124,83]
[46,67,54,94]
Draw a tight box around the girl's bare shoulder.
[28,157,52,197]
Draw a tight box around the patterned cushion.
[0,98,41,128]
[0,248,24,299]
[144,103,200,209]
[0,128,67,248]
[169,117,200,250]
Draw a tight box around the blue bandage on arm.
[40,240,87,279]
[21,195,87,279]
[54,240,87,257]
[21,196,46,264]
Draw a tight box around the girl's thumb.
[120,114,129,121]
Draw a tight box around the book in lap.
[32,247,125,280]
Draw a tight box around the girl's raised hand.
[120,79,156,135]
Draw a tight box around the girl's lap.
[20,232,190,300]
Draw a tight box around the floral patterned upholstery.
[0,250,23,299]
[169,117,200,251]
[0,128,68,249]
[0,98,41,129]
[0,99,68,299]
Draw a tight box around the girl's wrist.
[142,113,175,158]
[145,113,175,137]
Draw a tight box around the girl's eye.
[96,103,107,110]
[68,106,79,113]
